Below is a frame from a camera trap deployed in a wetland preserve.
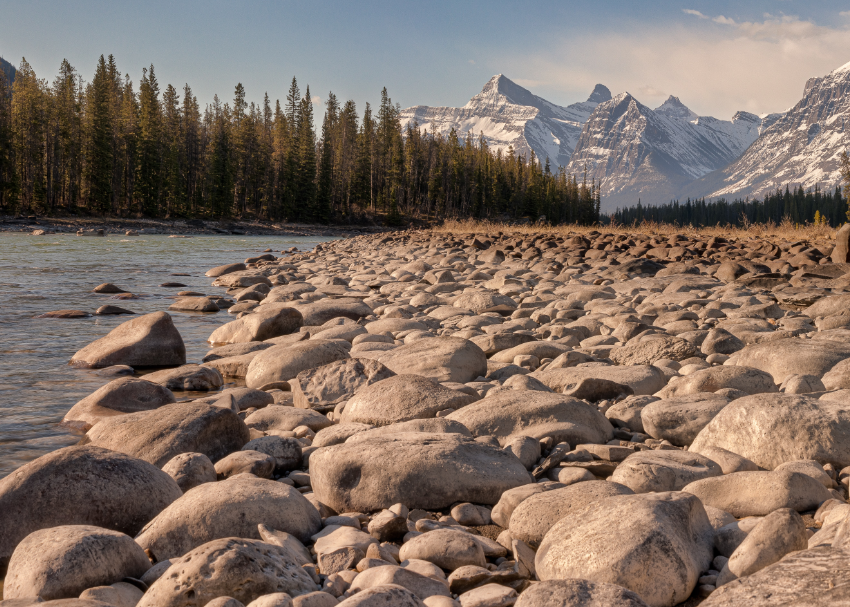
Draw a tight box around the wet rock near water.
[9,227,850,605]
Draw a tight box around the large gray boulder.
[700,544,850,606]
[341,375,477,426]
[536,492,714,607]
[715,508,808,587]
[0,445,181,569]
[823,358,850,391]
[731,338,850,383]
[310,432,532,512]
[610,334,698,366]
[804,292,850,318]
[3,525,151,600]
[245,340,350,390]
[610,450,722,493]
[290,298,373,326]
[452,291,517,314]
[655,366,776,398]
[85,401,250,467]
[208,304,303,344]
[70,311,186,368]
[135,475,322,561]
[62,377,176,431]
[514,579,650,607]
[682,470,832,517]
[640,394,729,446]
[690,393,850,470]
[376,337,487,383]
[291,358,395,412]
[344,418,472,443]
[509,481,634,548]
[447,391,614,446]
[532,365,666,396]
[138,538,317,607]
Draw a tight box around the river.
[0,232,331,479]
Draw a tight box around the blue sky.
[2,0,849,119]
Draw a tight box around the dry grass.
[431,217,840,243]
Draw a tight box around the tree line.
[0,55,602,225]
[607,183,849,228]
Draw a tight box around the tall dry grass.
[432,217,840,243]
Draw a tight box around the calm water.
[0,232,331,479]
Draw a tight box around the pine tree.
[296,86,316,219]
[840,150,850,222]
[0,58,16,211]
[135,65,161,215]
[84,56,113,213]
[12,58,48,214]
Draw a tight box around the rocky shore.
[0,215,391,238]
[2,224,850,606]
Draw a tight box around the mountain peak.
[478,74,538,107]
[587,84,612,103]
[655,95,698,121]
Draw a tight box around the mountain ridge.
[399,75,611,168]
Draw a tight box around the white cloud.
[841,11,850,18]
[468,59,475,65]
[311,95,321,104]
[491,12,850,118]
[682,9,708,19]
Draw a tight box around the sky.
[1,0,849,120]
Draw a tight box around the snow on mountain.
[690,60,850,201]
[565,92,766,210]
[399,75,611,168]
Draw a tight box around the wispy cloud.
[491,11,850,118]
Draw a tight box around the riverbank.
[0,214,393,237]
[1,225,850,605]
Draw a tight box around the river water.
[0,232,330,479]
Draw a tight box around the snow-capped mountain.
[690,61,850,201]
[399,75,611,167]
[565,93,767,210]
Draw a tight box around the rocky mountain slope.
[400,75,611,168]
[689,60,850,201]
[565,94,768,210]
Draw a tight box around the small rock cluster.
[4,226,850,606]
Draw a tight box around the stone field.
[2,224,850,607]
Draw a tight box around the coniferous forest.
[607,185,848,228]
[0,56,602,225]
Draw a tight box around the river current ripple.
[0,232,330,479]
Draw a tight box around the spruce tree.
[85,56,113,213]
[135,65,162,215]
[0,59,16,211]
[296,86,316,220]
[840,150,850,221]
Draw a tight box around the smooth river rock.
[690,393,850,470]
[135,475,322,561]
[62,377,176,431]
[3,525,151,600]
[138,538,318,607]
[245,340,351,390]
[375,337,487,383]
[310,432,532,512]
[0,445,181,569]
[447,391,614,446]
[85,401,250,467]
[341,375,477,426]
[536,492,714,607]
[70,311,186,368]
